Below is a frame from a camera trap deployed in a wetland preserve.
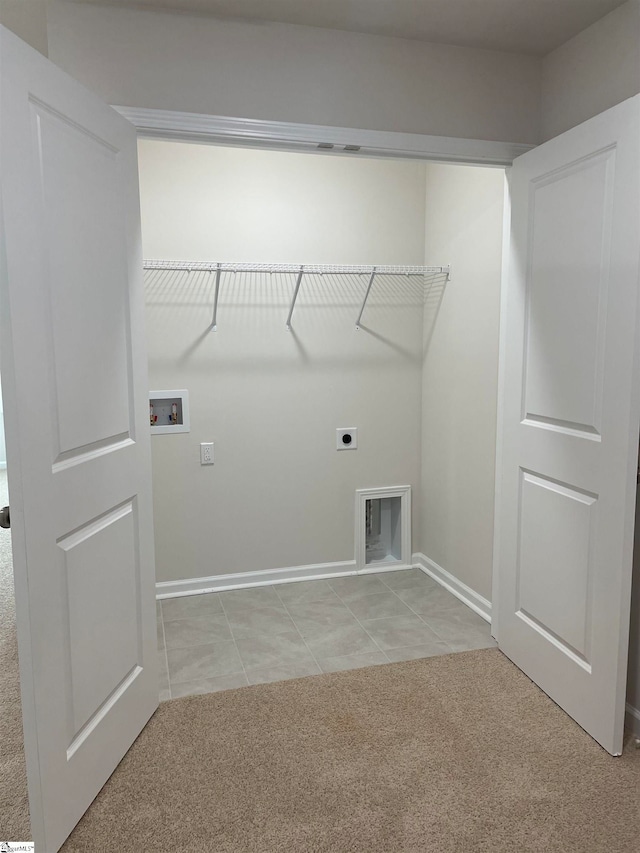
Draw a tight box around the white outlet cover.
[200,442,214,465]
[337,428,357,450]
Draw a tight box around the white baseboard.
[626,702,640,738]
[412,551,492,623]
[358,563,413,576]
[156,559,413,599]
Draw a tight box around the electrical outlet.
[200,442,214,465]
[336,428,357,450]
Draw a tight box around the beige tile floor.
[157,568,496,701]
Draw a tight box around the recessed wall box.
[149,389,190,435]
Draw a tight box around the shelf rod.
[355,267,377,330]
[285,267,305,330]
[211,264,222,331]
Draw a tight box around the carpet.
[60,647,640,853]
[0,470,30,841]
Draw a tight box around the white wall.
[46,1,541,144]
[541,0,640,140]
[139,140,427,583]
[140,144,425,265]
[0,0,48,55]
[418,164,505,602]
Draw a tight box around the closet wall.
[418,164,505,603]
[139,140,428,584]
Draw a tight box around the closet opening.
[140,135,504,700]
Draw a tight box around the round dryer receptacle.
[336,427,357,450]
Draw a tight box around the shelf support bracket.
[355,267,377,330]
[211,264,222,330]
[286,266,304,330]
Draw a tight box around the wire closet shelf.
[143,260,451,331]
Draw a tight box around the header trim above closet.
[117,106,533,166]
[143,260,450,331]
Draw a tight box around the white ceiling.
[66,0,628,55]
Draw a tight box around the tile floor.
[157,568,497,701]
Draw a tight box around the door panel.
[522,148,615,435]
[34,98,134,455]
[496,95,640,755]
[517,471,595,664]
[61,501,140,737]
[0,26,157,851]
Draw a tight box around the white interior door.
[0,25,158,851]
[495,95,640,755]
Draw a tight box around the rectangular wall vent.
[355,486,411,570]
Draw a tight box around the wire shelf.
[144,259,448,276]
[143,259,450,330]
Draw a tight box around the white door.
[495,95,640,755]
[0,25,158,851]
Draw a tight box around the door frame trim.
[490,168,513,643]
[114,105,534,167]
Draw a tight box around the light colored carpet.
[60,647,640,853]
[0,470,30,840]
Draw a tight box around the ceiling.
[66,0,628,55]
